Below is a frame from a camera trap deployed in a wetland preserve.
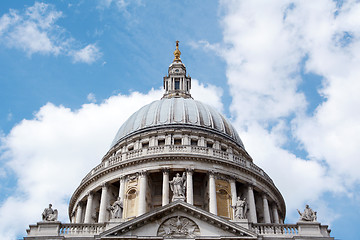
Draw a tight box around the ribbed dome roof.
[111,97,244,148]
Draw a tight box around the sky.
[0,0,359,239]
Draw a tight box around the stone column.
[263,194,271,223]
[98,183,109,223]
[272,204,280,224]
[75,202,83,223]
[162,168,170,206]
[137,171,148,216]
[229,178,237,218]
[119,176,125,201]
[247,185,257,223]
[209,171,217,215]
[186,168,194,205]
[71,211,76,223]
[84,192,93,223]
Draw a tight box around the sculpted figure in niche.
[108,197,123,219]
[297,204,317,222]
[232,197,247,220]
[42,204,58,221]
[169,172,186,201]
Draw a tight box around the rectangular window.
[158,139,165,146]
[175,78,180,90]
[191,139,198,146]
[174,138,182,145]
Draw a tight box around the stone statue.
[42,204,58,221]
[169,172,186,201]
[232,197,247,220]
[297,204,317,222]
[108,197,123,219]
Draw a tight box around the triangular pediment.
[97,201,257,239]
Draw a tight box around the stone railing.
[191,146,209,154]
[81,145,271,184]
[251,223,298,236]
[147,145,165,154]
[59,223,106,236]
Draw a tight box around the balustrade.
[126,149,142,159]
[80,145,270,186]
[251,223,298,236]
[59,223,106,236]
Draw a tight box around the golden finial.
[173,40,181,62]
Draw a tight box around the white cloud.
[0,81,222,240]
[191,79,224,113]
[0,2,101,64]
[212,0,360,225]
[97,0,144,17]
[87,93,97,103]
[72,44,102,64]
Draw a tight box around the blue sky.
[1,1,360,239]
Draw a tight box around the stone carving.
[108,197,123,219]
[169,172,186,201]
[297,204,317,222]
[232,197,247,220]
[157,216,200,238]
[42,204,58,221]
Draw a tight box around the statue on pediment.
[170,172,186,201]
[232,197,247,219]
[297,204,317,222]
[42,204,58,221]
[108,197,123,219]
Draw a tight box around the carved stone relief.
[157,216,200,238]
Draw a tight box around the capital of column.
[139,170,148,177]
[186,168,194,175]
[86,191,93,198]
[77,201,84,208]
[162,167,170,175]
[247,184,254,190]
[209,170,216,178]
[101,182,108,189]
[119,175,126,181]
[262,193,269,200]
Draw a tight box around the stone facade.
[25,42,333,240]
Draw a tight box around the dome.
[111,97,244,149]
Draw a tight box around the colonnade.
[74,169,281,224]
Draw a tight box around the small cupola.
[162,41,192,99]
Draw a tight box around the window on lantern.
[175,78,180,90]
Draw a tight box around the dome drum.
[69,159,286,225]
[69,127,286,226]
